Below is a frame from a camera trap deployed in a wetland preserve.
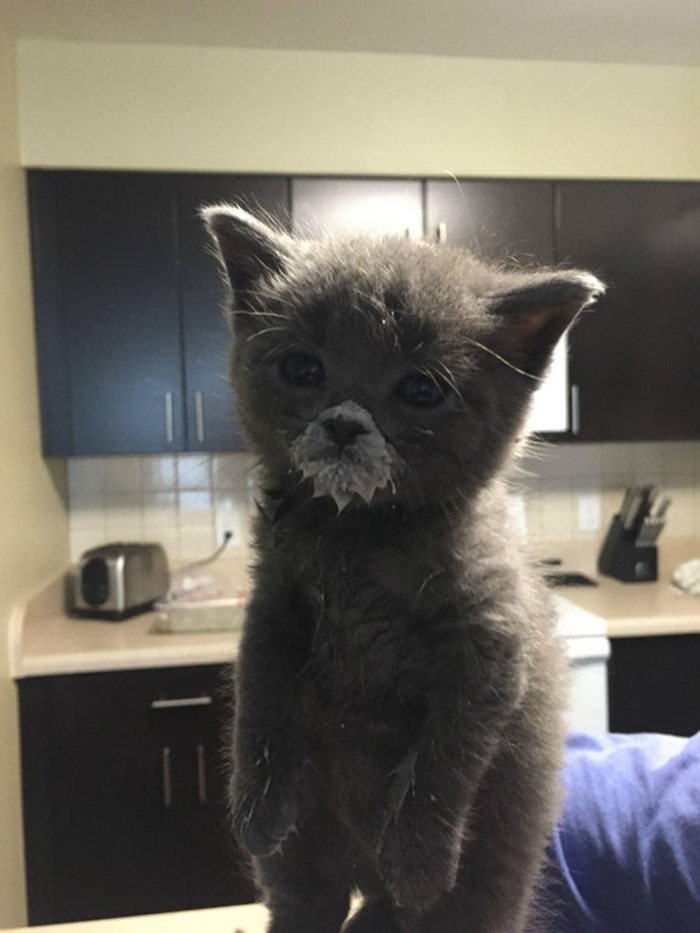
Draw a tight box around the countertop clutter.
[541,538,700,638]
[8,539,700,680]
[9,557,250,679]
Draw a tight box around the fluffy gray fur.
[203,204,604,933]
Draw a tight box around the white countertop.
[10,539,700,679]
[9,560,246,679]
[540,538,700,638]
[4,904,269,933]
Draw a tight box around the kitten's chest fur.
[302,553,431,741]
[258,500,475,748]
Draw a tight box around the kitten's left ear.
[201,205,293,305]
[487,270,605,377]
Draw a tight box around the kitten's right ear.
[201,205,292,303]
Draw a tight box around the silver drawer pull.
[436,221,448,243]
[151,696,213,710]
[197,744,208,805]
[570,384,581,435]
[195,391,205,444]
[165,391,174,445]
[162,747,173,809]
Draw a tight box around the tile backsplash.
[517,440,700,546]
[67,442,700,563]
[68,452,259,563]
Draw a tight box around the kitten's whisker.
[464,337,542,381]
[249,290,297,311]
[431,360,463,399]
[260,342,301,364]
[246,326,295,343]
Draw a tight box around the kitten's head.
[203,206,603,512]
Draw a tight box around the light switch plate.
[578,493,601,531]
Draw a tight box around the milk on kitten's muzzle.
[290,400,401,511]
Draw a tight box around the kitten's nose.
[324,418,368,450]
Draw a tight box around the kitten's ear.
[201,205,292,304]
[487,270,605,377]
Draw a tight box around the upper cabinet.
[558,181,700,441]
[30,172,185,456]
[292,177,423,238]
[29,170,290,456]
[425,179,555,264]
[426,179,566,434]
[29,171,700,454]
[176,174,290,452]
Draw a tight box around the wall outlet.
[577,493,601,532]
[508,493,528,540]
[214,496,245,547]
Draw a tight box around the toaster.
[72,543,170,620]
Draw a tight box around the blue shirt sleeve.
[550,731,700,932]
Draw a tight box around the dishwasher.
[554,595,610,733]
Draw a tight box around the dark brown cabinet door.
[557,181,700,441]
[29,171,185,456]
[426,179,568,434]
[425,179,555,264]
[29,170,290,456]
[19,665,256,925]
[177,174,290,452]
[608,635,700,736]
[292,177,423,239]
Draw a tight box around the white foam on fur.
[290,401,400,511]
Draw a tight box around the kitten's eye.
[396,373,447,407]
[279,353,325,387]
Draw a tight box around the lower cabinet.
[18,665,257,926]
[608,635,700,737]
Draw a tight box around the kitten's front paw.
[230,771,298,858]
[378,833,457,911]
[377,798,461,911]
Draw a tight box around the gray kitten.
[203,206,603,933]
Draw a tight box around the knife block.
[598,514,658,582]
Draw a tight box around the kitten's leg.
[230,587,310,856]
[256,800,353,933]
[411,667,566,933]
[377,621,526,912]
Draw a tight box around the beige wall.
[15,40,700,178]
[0,30,69,929]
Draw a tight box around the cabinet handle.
[165,392,174,445]
[151,696,213,710]
[196,744,208,805]
[570,384,581,435]
[162,747,173,809]
[195,391,205,444]
[436,221,448,243]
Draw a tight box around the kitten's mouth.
[290,401,401,511]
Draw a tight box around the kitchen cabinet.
[19,665,257,925]
[425,179,567,434]
[608,634,700,736]
[31,171,700,453]
[424,178,555,263]
[177,174,290,452]
[557,181,700,441]
[29,171,185,456]
[291,177,423,238]
[29,170,289,456]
